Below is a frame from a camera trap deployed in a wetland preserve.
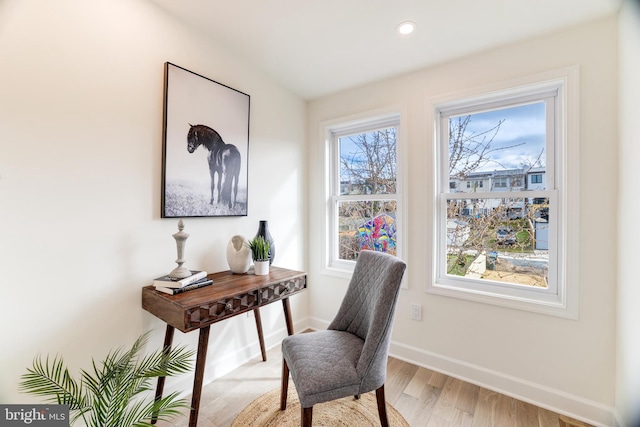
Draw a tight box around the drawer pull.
[225,303,233,311]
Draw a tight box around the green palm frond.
[19,354,85,408]
[19,331,195,427]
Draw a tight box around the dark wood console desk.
[142,267,307,427]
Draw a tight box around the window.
[494,176,508,188]
[432,70,578,318]
[511,176,523,188]
[324,111,403,273]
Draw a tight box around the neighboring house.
[447,219,470,248]
[450,169,529,218]
[449,171,492,194]
[490,168,525,191]
[526,167,546,191]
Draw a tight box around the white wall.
[0,0,307,406]
[617,1,640,426]
[307,18,618,425]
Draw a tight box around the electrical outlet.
[411,304,422,321]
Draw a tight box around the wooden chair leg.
[302,406,313,427]
[280,359,289,411]
[375,385,389,427]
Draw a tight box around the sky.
[454,101,546,172]
[337,101,546,185]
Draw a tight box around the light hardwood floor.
[162,345,594,427]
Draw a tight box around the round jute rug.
[231,386,410,427]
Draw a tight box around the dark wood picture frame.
[161,62,250,218]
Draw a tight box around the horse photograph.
[161,63,249,217]
[187,124,241,209]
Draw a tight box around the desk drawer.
[261,276,307,304]
[185,291,259,329]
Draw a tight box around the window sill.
[427,280,577,319]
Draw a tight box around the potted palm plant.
[247,235,270,275]
[18,331,194,427]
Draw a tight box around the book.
[153,270,207,289]
[155,278,213,295]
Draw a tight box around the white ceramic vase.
[226,235,252,274]
[254,260,270,276]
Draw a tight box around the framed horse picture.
[161,62,250,217]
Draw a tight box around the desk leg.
[253,308,267,362]
[152,325,175,424]
[188,326,210,427]
[282,298,294,336]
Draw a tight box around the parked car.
[496,226,516,245]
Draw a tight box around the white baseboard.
[309,316,617,426]
[166,315,619,427]
[613,412,625,427]
[389,340,616,427]
[163,316,313,399]
[202,316,312,379]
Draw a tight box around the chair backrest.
[328,250,406,392]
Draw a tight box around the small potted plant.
[247,235,270,275]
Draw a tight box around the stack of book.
[153,270,212,295]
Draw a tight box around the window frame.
[321,107,406,279]
[430,68,579,318]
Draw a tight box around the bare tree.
[337,116,546,284]
[341,128,396,194]
[338,128,397,260]
[449,115,525,179]
[446,115,544,282]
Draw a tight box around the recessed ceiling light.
[396,21,416,35]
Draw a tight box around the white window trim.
[429,66,579,318]
[320,105,408,284]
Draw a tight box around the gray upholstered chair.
[280,250,407,427]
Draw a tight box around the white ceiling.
[148,0,621,100]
